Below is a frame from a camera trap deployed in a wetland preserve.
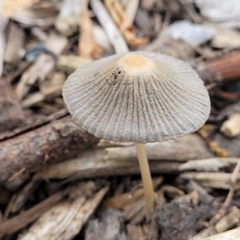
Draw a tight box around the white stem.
[136,143,154,220]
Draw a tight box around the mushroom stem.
[136,143,154,220]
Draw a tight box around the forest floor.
[0,0,240,239]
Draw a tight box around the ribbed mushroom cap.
[63,51,210,143]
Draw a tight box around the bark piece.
[37,134,213,181]
[0,108,69,141]
[18,183,109,240]
[195,52,240,83]
[0,116,98,187]
[36,149,178,180]
[0,188,69,237]
[0,79,25,132]
[85,208,127,240]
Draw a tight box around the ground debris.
[155,197,218,240]
[0,0,239,239]
[85,208,127,240]
[0,116,98,188]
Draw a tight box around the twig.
[209,159,240,225]
[90,0,129,53]
[0,116,98,188]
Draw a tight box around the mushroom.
[62,51,210,219]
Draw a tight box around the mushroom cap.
[63,51,210,143]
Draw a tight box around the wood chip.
[104,0,149,47]
[193,207,240,240]
[104,134,213,161]
[202,227,240,240]
[11,1,57,27]
[57,55,92,74]
[0,188,69,237]
[18,183,109,240]
[78,3,103,58]
[180,172,240,189]
[90,0,128,53]
[127,224,144,240]
[179,158,238,172]
[212,30,240,49]
[0,0,40,17]
[220,114,240,137]
[16,33,67,100]
[215,207,240,233]
[104,188,144,209]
